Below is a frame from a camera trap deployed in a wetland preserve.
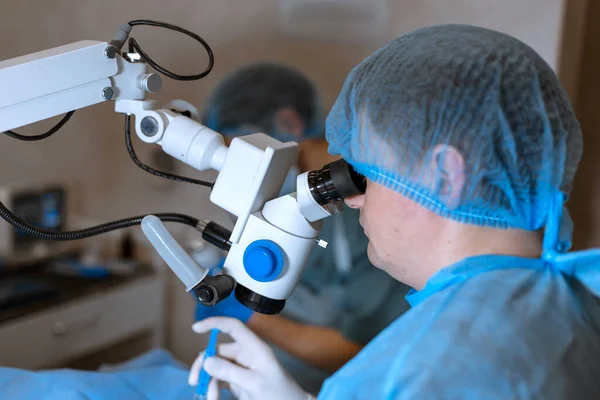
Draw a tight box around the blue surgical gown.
[0,366,193,400]
[0,349,193,399]
[318,253,600,399]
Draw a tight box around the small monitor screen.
[12,187,65,249]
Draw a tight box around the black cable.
[127,19,214,81]
[0,198,198,241]
[124,115,214,188]
[0,116,206,239]
[0,20,215,242]
[119,20,215,187]
[2,111,75,141]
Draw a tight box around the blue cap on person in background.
[202,63,324,142]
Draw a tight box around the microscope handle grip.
[141,215,208,291]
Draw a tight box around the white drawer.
[0,276,163,369]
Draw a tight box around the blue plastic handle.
[196,329,220,398]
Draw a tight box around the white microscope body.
[117,99,329,312]
[0,36,354,314]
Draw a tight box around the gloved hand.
[189,317,315,400]
[194,291,253,323]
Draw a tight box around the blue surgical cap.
[326,24,582,236]
[202,63,324,141]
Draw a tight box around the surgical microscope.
[0,20,365,315]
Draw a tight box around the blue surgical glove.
[194,291,253,323]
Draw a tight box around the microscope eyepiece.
[307,159,366,206]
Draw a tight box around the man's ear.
[429,144,466,208]
[273,108,305,139]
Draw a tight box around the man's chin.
[367,243,383,270]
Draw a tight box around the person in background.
[192,63,411,394]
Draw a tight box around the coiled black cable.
[124,114,213,188]
[118,20,215,187]
[127,20,214,81]
[0,20,215,241]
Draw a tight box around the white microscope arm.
[0,37,355,315]
[0,40,161,132]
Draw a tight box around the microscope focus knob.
[243,240,284,282]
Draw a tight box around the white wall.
[388,0,565,70]
[0,0,568,364]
